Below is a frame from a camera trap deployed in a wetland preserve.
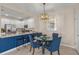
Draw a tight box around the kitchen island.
[0,32,33,53]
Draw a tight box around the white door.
[75,8,79,52]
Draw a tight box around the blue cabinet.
[0,37,16,53]
[0,34,31,53]
[15,35,24,46]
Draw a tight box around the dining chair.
[45,33,59,46]
[32,32,42,40]
[45,36,61,55]
[52,33,59,38]
[28,34,42,55]
[37,32,42,37]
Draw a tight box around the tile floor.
[4,45,77,55]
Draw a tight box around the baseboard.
[61,43,75,49]
[0,42,30,55]
[74,49,79,55]
[61,43,79,55]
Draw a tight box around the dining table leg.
[42,47,45,54]
[42,42,45,54]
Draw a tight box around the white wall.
[60,7,75,48]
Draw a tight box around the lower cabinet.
[0,34,30,53]
[0,37,16,53]
[15,35,24,47]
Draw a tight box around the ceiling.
[0,3,78,20]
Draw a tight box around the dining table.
[34,35,53,54]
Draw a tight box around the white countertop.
[0,32,33,38]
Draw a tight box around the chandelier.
[40,3,49,20]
